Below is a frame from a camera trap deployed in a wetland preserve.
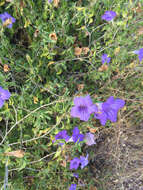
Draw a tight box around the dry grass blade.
[4,150,25,158]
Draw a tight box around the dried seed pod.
[3,64,9,72]
[82,47,90,55]
[74,47,82,56]
[49,32,57,41]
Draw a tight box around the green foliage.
[0,0,143,189]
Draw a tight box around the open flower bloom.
[54,130,70,145]
[94,96,125,125]
[101,11,116,21]
[71,95,97,121]
[69,184,76,190]
[71,127,84,143]
[70,154,89,170]
[0,12,16,28]
[101,54,111,64]
[94,102,108,126]
[73,173,79,178]
[133,48,143,62]
[80,154,89,169]
[70,157,81,170]
[84,132,96,146]
[0,86,11,108]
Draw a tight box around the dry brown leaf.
[98,64,108,72]
[74,47,82,56]
[82,47,90,55]
[20,0,26,9]
[90,186,98,190]
[53,0,59,7]
[33,96,38,104]
[49,33,57,41]
[136,7,142,13]
[3,64,9,72]
[4,150,25,158]
[137,27,143,35]
[34,29,39,38]
[60,160,67,168]
[87,126,97,133]
[132,3,142,13]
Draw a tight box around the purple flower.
[94,97,125,125]
[69,184,76,190]
[71,127,84,143]
[133,48,143,62]
[48,0,53,2]
[80,154,89,169]
[95,106,107,126]
[0,86,11,108]
[73,173,79,178]
[84,132,96,146]
[71,95,98,121]
[101,54,111,64]
[0,12,16,28]
[70,157,81,170]
[101,11,117,21]
[54,130,70,143]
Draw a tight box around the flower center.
[78,105,87,112]
[3,18,12,27]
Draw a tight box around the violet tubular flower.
[94,96,125,125]
[0,12,16,28]
[80,154,89,169]
[54,130,70,145]
[71,95,97,121]
[0,86,11,108]
[73,173,79,178]
[101,11,116,21]
[70,157,81,170]
[94,103,107,126]
[101,54,111,64]
[84,132,96,146]
[133,48,143,62]
[71,127,84,143]
[69,184,76,190]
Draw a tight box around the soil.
[89,119,143,190]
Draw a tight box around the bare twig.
[0,98,70,146]
[8,112,66,146]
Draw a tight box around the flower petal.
[88,104,98,114]
[84,133,96,146]
[70,158,81,170]
[107,109,118,122]
[111,99,125,110]
[70,106,79,118]
[95,111,107,126]
[69,184,77,190]
[80,154,89,169]
[73,96,85,106]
